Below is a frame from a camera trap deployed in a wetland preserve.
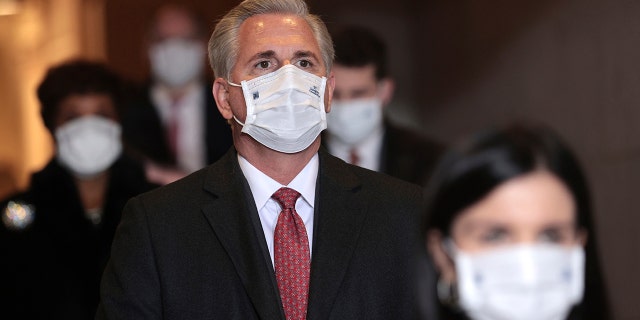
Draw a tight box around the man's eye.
[297,60,311,68]
[257,61,271,69]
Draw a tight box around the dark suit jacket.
[121,82,232,167]
[97,148,424,319]
[0,156,155,320]
[379,121,444,187]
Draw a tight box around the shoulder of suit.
[142,166,209,197]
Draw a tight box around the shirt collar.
[327,126,385,171]
[238,153,319,210]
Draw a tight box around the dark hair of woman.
[36,59,124,133]
[422,122,610,320]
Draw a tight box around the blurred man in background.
[325,25,443,187]
[122,4,232,185]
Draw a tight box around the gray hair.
[208,0,334,80]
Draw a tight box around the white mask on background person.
[327,97,384,145]
[55,115,122,178]
[149,38,204,87]
[450,243,585,320]
[228,64,327,153]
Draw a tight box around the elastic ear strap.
[232,115,245,126]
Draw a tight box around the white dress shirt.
[151,82,206,173]
[327,126,385,171]
[237,153,318,266]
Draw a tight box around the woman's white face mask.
[448,242,585,320]
[55,115,122,179]
[228,64,327,154]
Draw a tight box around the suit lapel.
[307,149,367,320]
[201,149,285,320]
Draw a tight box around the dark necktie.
[272,187,310,320]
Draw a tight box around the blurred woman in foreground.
[423,123,609,320]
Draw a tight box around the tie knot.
[272,187,301,210]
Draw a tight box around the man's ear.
[212,78,233,120]
[378,78,395,106]
[324,71,335,113]
[427,230,456,283]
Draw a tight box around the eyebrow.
[292,50,319,62]
[247,50,320,63]
[249,50,277,61]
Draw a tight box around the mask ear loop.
[437,239,463,312]
[225,79,245,127]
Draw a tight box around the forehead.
[333,64,377,87]
[153,8,196,39]
[58,94,115,112]
[236,13,321,60]
[453,171,577,231]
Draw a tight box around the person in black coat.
[97,1,425,318]
[0,60,156,320]
[121,4,232,185]
[323,25,444,187]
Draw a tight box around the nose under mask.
[228,64,327,153]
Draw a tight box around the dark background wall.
[105,1,639,318]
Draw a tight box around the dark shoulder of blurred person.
[382,118,445,186]
[0,59,157,320]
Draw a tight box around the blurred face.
[214,13,335,123]
[151,7,198,43]
[451,170,583,253]
[428,170,586,282]
[53,93,122,178]
[332,64,393,105]
[53,93,118,129]
[427,170,589,320]
[333,64,377,101]
[148,7,205,87]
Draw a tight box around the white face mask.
[149,38,204,87]
[228,64,327,153]
[327,97,384,145]
[451,243,585,320]
[55,115,123,179]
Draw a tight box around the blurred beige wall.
[0,0,106,199]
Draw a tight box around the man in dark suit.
[97,0,424,319]
[121,4,232,185]
[324,25,443,187]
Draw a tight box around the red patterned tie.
[272,187,310,320]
